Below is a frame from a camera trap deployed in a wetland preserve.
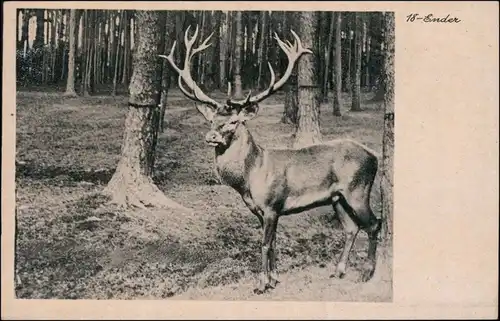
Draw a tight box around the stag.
[160,25,382,294]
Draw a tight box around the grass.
[14,88,391,301]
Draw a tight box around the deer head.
[160,25,312,148]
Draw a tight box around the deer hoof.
[361,268,375,282]
[269,278,280,289]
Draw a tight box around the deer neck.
[214,124,263,192]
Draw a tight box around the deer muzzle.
[205,130,224,147]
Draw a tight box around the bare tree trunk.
[112,11,124,96]
[122,10,131,85]
[50,10,57,83]
[345,13,352,93]
[350,12,362,112]
[332,12,342,116]
[108,11,117,83]
[371,12,394,286]
[363,16,371,91]
[64,9,78,96]
[104,10,187,211]
[34,9,45,49]
[294,11,322,148]
[282,11,298,125]
[159,12,174,133]
[322,12,334,103]
[233,11,243,98]
[21,10,30,55]
[219,11,229,91]
[256,11,267,90]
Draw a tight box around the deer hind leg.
[269,233,280,288]
[337,187,381,282]
[254,211,279,294]
[331,197,359,279]
[360,210,381,282]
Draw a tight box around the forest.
[15,9,394,300]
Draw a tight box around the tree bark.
[256,11,268,90]
[20,10,30,55]
[282,11,298,125]
[34,9,45,49]
[104,10,187,211]
[112,11,124,96]
[293,11,322,148]
[50,10,57,83]
[332,12,342,116]
[322,12,334,103]
[159,12,174,133]
[64,9,78,96]
[233,11,243,98]
[219,11,229,91]
[371,11,394,285]
[344,13,352,94]
[350,12,362,112]
[122,11,131,85]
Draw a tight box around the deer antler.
[159,25,223,110]
[229,30,313,107]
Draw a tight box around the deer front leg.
[269,234,280,288]
[241,193,264,229]
[254,211,279,294]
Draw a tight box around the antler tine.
[290,29,313,54]
[160,26,222,110]
[229,30,311,106]
[191,31,214,59]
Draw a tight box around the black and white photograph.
[3,1,499,319]
[12,7,396,301]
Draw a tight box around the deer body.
[214,125,377,218]
[161,25,382,294]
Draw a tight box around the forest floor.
[13,88,392,301]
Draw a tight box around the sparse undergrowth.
[14,90,389,300]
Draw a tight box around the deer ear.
[238,103,259,121]
[195,104,215,122]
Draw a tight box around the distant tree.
[371,11,394,284]
[233,11,243,98]
[293,11,322,148]
[281,11,298,125]
[350,12,362,112]
[256,11,268,90]
[104,10,186,210]
[64,9,78,97]
[332,12,342,116]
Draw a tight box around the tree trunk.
[371,11,394,286]
[363,16,371,91]
[256,11,268,90]
[50,10,57,83]
[233,11,243,98]
[64,9,78,96]
[282,11,298,125]
[219,11,229,91]
[344,13,352,93]
[59,9,68,82]
[350,12,362,112]
[122,10,131,85]
[34,9,45,49]
[322,12,334,103]
[293,11,322,148]
[112,11,124,96]
[332,12,342,116]
[104,10,187,211]
[21,10,30,55]
[159,12,174,133]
